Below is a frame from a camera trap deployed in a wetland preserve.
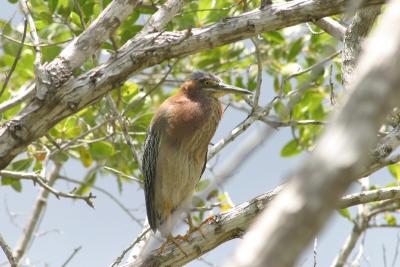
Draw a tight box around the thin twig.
[250,37,262,109]
[59,176,143,226]
[0,82,34,113]
[50,115,118,155]
[19,0,42,65]
[286,50,341,81]
[14,163,61,264]
[329,64,336,105]
[73,0,86,29]
[383,244,388,267]
[106,94,142,170]
[313,238,318,267]
[61,246,82,267]
[0,170,95,207]
[368,224,400,228]
[0,233,16,267]
[103,166,142,184]
[123,61,178,116]
[391,232,400,267]
[0,18,28,98]
[20,0,50,100]
[0,31,72,47]
[110,228,151,267]
[180,1,242,14]
[208,96,279,160]
[261,118,326,127]
[350,233,365,267]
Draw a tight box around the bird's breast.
[166,97,222,153]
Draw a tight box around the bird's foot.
[184,215,216,240]
[158,234,188,257]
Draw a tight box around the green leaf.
[338,208,352,221]
[287,38,304,61]
[195,179,210,192]
[33,160,43,172]
[263,32,285,44]
[207,189,219,200]
[1,177,22,192]
[53,151,69,163]
[273,101,289,120]
[89,141,115,160]
[9,158,33,171]
[197,1,212,21]
[281,140,302,157]
[79,146,93,167]
[70,12,82,28]
[75,170,96,195]
[384,213,397,225]
[38,11,53,24]
[49,0,58,13]
[388,163,400,180]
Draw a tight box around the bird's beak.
[215,82,253,95]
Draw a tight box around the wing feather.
[142,126,161,232]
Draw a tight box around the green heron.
[142,71,252,244]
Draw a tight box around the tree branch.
[19,0,49,100]
[106,94,142,170]
[140,0,184,34]
[0,170,95,207]
[0,82,34,113]
[225,1,400,266]
[342,6,381,90]
[125,183,400,267]
[0,18,28,98]
[44,0,140,89]
[0,233,16,267]
[13,163,61,264]
[314,17,346,41]
[0,0,385,170]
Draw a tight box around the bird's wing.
[142,126,161,232]
[200,152,207,178]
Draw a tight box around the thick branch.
[342,6,381,90]
[225,1,400,266]
[338,186,400,208]
[127,184,400,267]
[44,0,140,88]
[141,0,184,34]
[0,0,385,170]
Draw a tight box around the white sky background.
[0,1,399,266]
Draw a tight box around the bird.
[142,71,252,246]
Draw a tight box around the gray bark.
[223,1,400,266]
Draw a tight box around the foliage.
[0,0,341,210]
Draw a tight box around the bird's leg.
[187,214,197,234]
[158,234,188,257]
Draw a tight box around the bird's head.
[182,71,253,98]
